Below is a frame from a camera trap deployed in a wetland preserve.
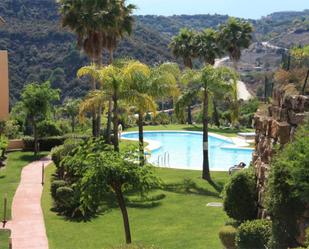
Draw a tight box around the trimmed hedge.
[236,219,272,249]
[23,135,89,151]
[219,225,237,249]
[223,169,257,222]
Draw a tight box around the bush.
[219,226,237,249]
[266,119,309,248]
[153,112,170,125]
[51,138,83,177]
[23,135,89,151]
[55,186,76,211]
[51,180,66,199]
[37,120,63,137]
[3,120,21,139]
[0,136,8,164]
[223,169,257,222]
[236,219,272,249]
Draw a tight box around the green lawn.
[0,151,48,249]
[126,124,254,138]
[42,165,228,249]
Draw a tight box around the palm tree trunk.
[202,90,211,182]
[96,104,102,137]
[114,183,132,244]
[113,93,119,152]
[92,110,97,137]
[138,112,145,166]
[106,98,113,143]
[106,49,114,143]
[187,105,192,125]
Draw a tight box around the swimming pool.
[122,131,253,171]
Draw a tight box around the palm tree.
[193,28,221,66]
[218,17,253,69]
[104,2,135,144]
[100,64,124,152]
[123,61,179,165]
[77,65,103,137]
[170,28,196,124]
[176,66,237,182]
[79,90,107,128]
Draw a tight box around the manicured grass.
[42,165,229,249]
[126,124,254,138]
[0,151,48,249]
[0,230,10,249]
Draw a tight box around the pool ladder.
[157,152,170,167]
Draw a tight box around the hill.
[0,0,309,104]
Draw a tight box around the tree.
[61,139,160,244]
[176,66,237,182]
[77,65,103,137]
[193,28,221,66]
[170,28,196,124]
[20,82,60,155]
[123,61,179,165]
[219,18,253,69]
[63,98,81,133]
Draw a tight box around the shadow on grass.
[51,192,164,223]
[162,178,221,198]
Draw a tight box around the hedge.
[23,135,89,151]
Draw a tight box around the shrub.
[266,119,309,248]
[153,112,170,125]
[223,169,257,222]
[37,120,63,137]
[55,186,76,211]
[0,136,8,164]
[3,120,21,139]
[236,219,272,249]
[51,180,66,199]
[23,135,88,151]
[219,225,237,249]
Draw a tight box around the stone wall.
[253,88,309,218]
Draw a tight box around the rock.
[277,121,291,145]
[288,110,305,125]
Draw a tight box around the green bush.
[3,120,21,139]
[236,219,272,249]
[51,180,66,199]
[0,136,9,164]
[219,225,237,249]
[23,135,88,151]
[223,170,257,222]
[37,120,63,137]
[55,186,76,211]
[266,119,309,248]
[153,112,170,125]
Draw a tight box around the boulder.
[277,121,291,145]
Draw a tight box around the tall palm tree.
[104,1,136,144]
[218,17,253,69]
[170,28,196,124]
[193,28,221,66]
[176,66,237,182]
[123,61,179,165]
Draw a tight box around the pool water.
[122,131,253,171]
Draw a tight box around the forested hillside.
[0,0,308,104]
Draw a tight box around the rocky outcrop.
[253,88,309,218]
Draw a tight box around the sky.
[127,0,309,19]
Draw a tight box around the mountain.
[0,0,309,104]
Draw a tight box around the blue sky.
[127,0,309,19]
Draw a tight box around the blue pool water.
[122,131,253,171]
